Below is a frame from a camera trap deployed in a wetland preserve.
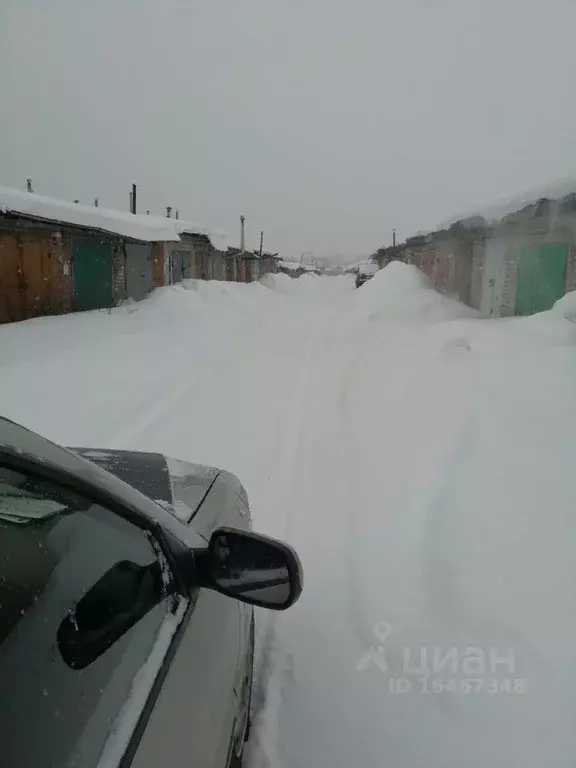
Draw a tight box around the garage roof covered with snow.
[0,186,229,249]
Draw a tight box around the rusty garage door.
[0,232,72,324]
[0,235,21,323]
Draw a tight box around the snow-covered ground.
[1,265,575,768]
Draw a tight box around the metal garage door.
[72,238,113,311]
[125,244,152,301]
[480,239,508,318]
[170,250,192,283]
[516,243,568,316]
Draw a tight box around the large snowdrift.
[552,290,576,323]
[355,261,477,324]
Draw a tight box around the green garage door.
[72,238,113,311]
[515,243,568,316]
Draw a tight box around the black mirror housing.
[197,527,303,610]
[58,560,167,669]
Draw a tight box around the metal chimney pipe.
[259,230,264,258]
[166,206,172,218]
[175,209,179,220]
[240,215,246,253]
[94,197,99,207]
[26,178,33,193]
[132,183,137,214]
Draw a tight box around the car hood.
[71,448,219,524]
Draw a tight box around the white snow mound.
[552,290,576,322]
[359,261,477,324]
[259,273,294,293]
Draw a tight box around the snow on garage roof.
[278,260,317,271]
[0,186,180,242]
[164,219,230,251]
[0,186,229,248]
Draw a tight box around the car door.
[130,469,246,768]
[0,462,186,768]
[181,467,253,725]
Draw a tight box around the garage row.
[0,187,279,325]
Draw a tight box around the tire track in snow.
[329,333,382,656]
[112,375,199,449]
[84,372,198,450]
[249,308,329,768]
[83,304,274,451]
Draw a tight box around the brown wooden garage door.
[0,232,72,324]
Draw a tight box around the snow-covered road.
[1,266,575,768]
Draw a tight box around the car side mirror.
[58,560,167,669]
[203,528,303,610]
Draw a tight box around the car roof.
[0,415,204,545]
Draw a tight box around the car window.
[0,465,182,768]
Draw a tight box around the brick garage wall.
[428,235,477,306]
[500,242,519,317]
[47,231,74,314]
[432,244,452,294]
[469,240,485,311]
[564,244,576,293]
[112,242,127,302]
[405,244,438,282]
[452,241,474,305]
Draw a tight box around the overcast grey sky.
[2,0,576,260]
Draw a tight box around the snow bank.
[0,185,229,248]
[552,290,576,322]
[259,273,300,294]
[260,272,329,298]
[357,261,477,324]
